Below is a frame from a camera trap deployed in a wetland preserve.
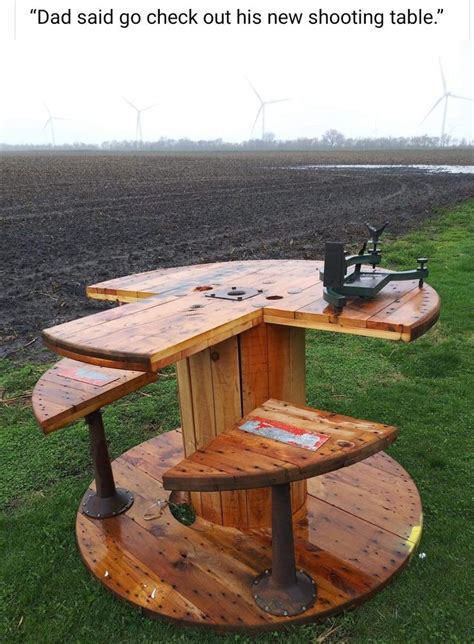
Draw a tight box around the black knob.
[417,258,428,287]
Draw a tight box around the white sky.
[1,0,473,144]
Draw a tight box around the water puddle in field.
[286,164,474,174]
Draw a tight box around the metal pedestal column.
[252,482,316,616]
[81,410,134,519]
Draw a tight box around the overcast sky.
[1,0,473,144]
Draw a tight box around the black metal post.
[271,483,297,589]
[88,409,116,499]
[81,410,134,519]
[252,482,316,616]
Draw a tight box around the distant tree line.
[1,130,473,151]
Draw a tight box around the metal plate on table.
[56,366,120,387]
[205,286,262,301]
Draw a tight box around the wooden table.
[43,260,439,630]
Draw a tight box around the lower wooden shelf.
[76,429,423,632]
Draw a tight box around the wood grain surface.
[162,399,398,492]
[175,327,307,528]
[76,429,422,632]
[32,358,156,433]
[42,261,440,371]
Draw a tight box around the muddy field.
[1,149,473,359]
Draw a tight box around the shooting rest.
[321,223,429,312]
[36,259,439,631]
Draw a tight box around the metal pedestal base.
[252,482,316,616]
[253,568,316,616]
[81,487,134,519]
[82,409,134,520]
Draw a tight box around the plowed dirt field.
[2,149,473,358]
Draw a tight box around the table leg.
[176,324,307,528]
[81,410,134,519]
[252,482,316,616]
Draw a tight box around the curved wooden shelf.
[163,399,397,492]
[32,358,156,433]
[77,430,423,632]
[43,261,440,372]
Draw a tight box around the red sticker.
[239,416,329,451]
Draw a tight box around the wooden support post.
[176,323,307,528]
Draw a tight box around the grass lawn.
[1,200,473,643]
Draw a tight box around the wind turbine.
[420,58,473,142]
[43,103,66,147]
[122,98,158,145]
[246,78,290,140]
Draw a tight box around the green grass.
[1,200,473,643]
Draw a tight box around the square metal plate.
[205,286,262,301]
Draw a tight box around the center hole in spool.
[228,289,246,297]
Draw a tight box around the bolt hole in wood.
[337,440,356,448]
[194,285,213,291]
[266,295,283,300]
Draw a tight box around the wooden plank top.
[162,399,398,491]
[77,429,423,630]
[32,358,156,433]
[43,260,440,371]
